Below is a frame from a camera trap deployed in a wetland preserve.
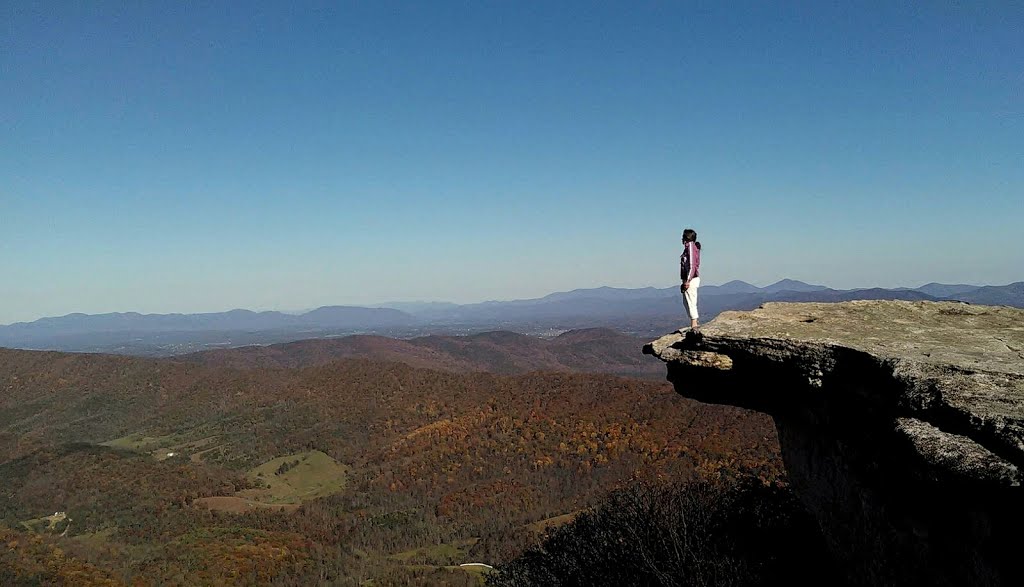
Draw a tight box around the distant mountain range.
[367,280,1022,326]
[0,306,414,346]
[1,280,1020,354]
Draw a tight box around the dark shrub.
[489,478,838,587]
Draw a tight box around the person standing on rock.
[680,228,701,330]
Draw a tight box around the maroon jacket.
[680,241,700,282]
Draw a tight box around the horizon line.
[3,279,1019,327]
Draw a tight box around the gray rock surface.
[645,300,1024,480]
[650,299,1024,373]
[645,300,1024,586]
[895,417,1021,485]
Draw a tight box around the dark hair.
[682,229,701,250]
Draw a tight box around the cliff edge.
[645,300,1024,586]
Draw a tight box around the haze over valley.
[2,280,1021,356]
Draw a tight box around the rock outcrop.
[645,300,1024,586]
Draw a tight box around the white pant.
[683,277,700,321]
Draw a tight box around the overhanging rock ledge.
[645,300,1024,586]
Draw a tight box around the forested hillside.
[179,328,666,379]
[0,343,781,585]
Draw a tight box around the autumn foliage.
[0,337,784,585]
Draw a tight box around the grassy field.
[389,538,478,563]
[237,450,349,504]
[157,435,221,460]
[101,431,229,461]
[100,432,178,452]
[450,564,492,582]
[20,512,71,534]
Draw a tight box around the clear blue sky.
[2,2,1021,323]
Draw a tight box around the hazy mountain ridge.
[180,328,665,379]
[954,281,1024,306]
[2,281,1020,354]
[0,305,414,335]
